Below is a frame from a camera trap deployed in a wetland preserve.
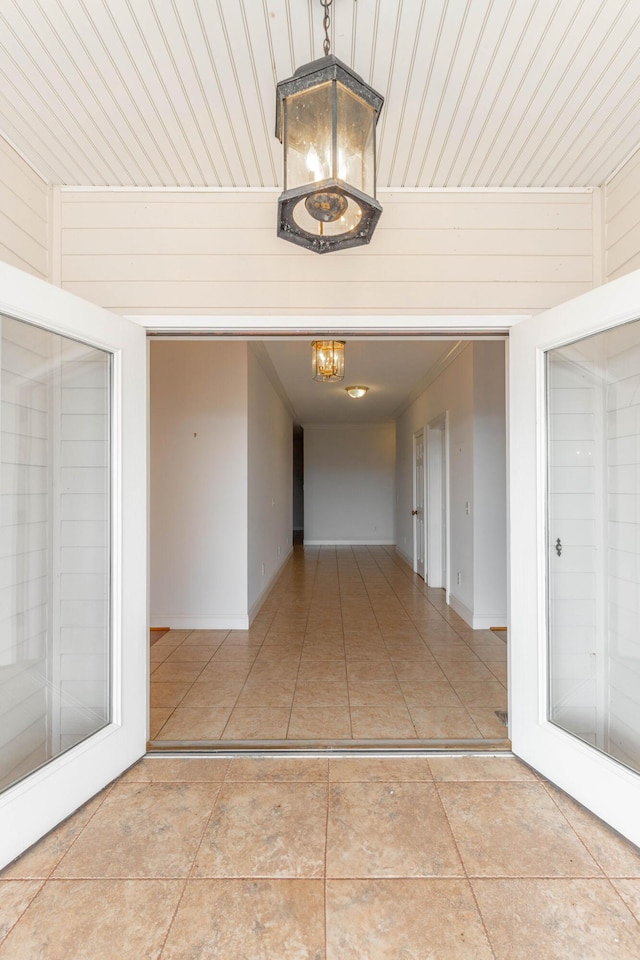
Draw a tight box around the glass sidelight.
[0,313,111,792]
[547,319,640,775]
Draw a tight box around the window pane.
[0,314,111,792]
[547,318,640,775]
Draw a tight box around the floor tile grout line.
[217,627,270,739]
[19,869,630,881]
[365,546,459,738]
[155,773,227,959]
[338,548,353,740]
[432,775,499,960]
[285,546,318,739]
[0,878,45,948]
[152,629,211,738]
[323,766,332,953]
[31,778,118,882]
[539,777,609,878]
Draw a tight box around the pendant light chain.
[321,0,332,56]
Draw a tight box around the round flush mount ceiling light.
[345,385,368,399]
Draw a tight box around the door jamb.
[139,315,516,737]
[426,412,449,597]
[412,427,426,577]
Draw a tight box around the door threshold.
[146,737,512,755]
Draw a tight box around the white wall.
[472,342,507,626]
[0,137,48,280]
[605,148,640,281]
[57,189,595,316]
[247,344,292,616]
[303,423,395,545]
[396,346,474,609]
[150,341,249,628]
[396,343,507,628]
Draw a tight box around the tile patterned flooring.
[150,546,509,745]
[1,755,640,958]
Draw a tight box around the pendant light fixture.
[275,0,384,254]
[312,340,345,382]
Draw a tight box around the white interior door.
[413,429,425,579]
[510,268,640,847]
[0,263,147,868]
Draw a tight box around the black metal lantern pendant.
[275,1,384,254]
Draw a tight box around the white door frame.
[412,427,426,578]
[426,412,449,595]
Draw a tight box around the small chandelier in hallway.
[275,0,384,253]
[312,339,345,381]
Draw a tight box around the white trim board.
[304,540,396,546]
[150,615,250,630]
[448,595,507,631]
[248,546,294,625]
[395,545,413,567]
[133,315,527,334]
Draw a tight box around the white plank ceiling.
[1,0,640,189]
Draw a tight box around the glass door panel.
[0,261,146,870]
[0,314,111,792]
[547,319,640,775]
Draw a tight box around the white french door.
[510,268,640,848]
[0,263,147,868]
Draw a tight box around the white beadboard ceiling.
[1,0,640,189]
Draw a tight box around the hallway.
[150,546,508,747]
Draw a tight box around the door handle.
[555,537,562,557]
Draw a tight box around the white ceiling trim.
[391,340,470,420]
[136,314,523,334]
[59,185,593,194]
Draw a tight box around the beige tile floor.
[150,545,509,745]
[1,755,639,958]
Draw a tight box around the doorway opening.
[292,425,304,546]
[148,335,508,752]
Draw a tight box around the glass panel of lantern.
[284,82,333,190]
[336,83,375,198]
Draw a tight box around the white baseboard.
[471,613,507,630]
[151,615,250,630]
[448,595,506,631]
[248,546,294,625]
[151,548,294,634]
[395,544,413,567]
[448,595,473,629]
[303,540,396,546]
